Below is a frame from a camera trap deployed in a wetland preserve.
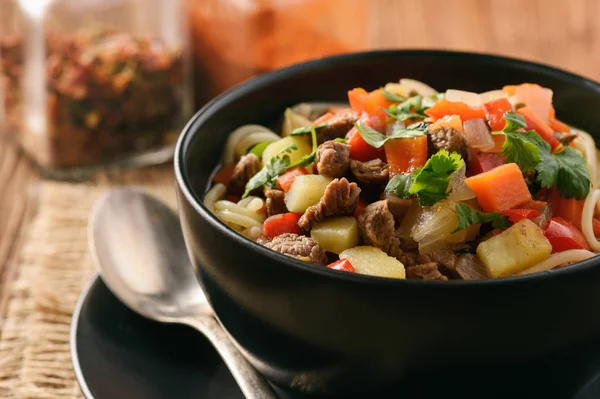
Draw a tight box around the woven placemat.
[0,165,177,398]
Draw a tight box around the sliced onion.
[235,131,280,160]
[399,79,438,97]
[462,118,494,151]
[224,124,274,164]
[448,165,476,202]
[282,108,313,136]
[479,90,508,103]
[410,200,466,254]
[513,85,553,124]
[445,89,483,109]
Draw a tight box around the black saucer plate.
[71,275,600,399]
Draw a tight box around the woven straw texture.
[0,166,176,398]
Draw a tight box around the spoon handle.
[182,315,279,399]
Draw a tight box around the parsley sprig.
[500,111,590,199]
[242,127,318,198]
[385,149,465,206]
[452,203,511,233]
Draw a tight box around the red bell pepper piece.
[327,259,356,273]
[544,217,590,253]
[425,99,486,121]
[517,107,561,151]
[484,98,513,131]
[277,166,309,192]
[502,209,540,223]
[467,152,506,176]
[263,213,303,239]
[384,136,428,176]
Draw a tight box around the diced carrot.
[548,117,570,133]
[429,114,463,132]
[467,152,506,176]
[384,136,428,176]
[213,164,236,186]
[521,200,548,211]
[353,198,368,218]
[502,209,540,223]
[425,99,486,121]
[517,107,561,150]
[484,98,513,131]
[549,187,585,229]
[593,218,600,237]
[277,166,309,192]
[465,163,531,212]
[312,112,334,125]
[486,134,506,153]
[263,213,303,239]
[348,88,392,121]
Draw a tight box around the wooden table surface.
[1,0,600,323]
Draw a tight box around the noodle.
[572,129,598,186]
[215,209,263,228]
[224,124,275,164]
[203,183,226,212]
[518,250,596,275]
[214,200,266,222]
[582,188,600,251]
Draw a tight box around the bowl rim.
[175,49,600,287]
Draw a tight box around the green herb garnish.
[355,120,427,148]
[248,142,272,158]
[381,89,406,102]
[453,203,512,233]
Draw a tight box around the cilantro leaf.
[503,111,527,131]
[408,149,465,206]
[243,154,290,198]
[554,147,591,199]
[290,122,326,136]
[355,120,427,149]
[385,173,414,200]
[288,125,318,168]
[381,89,406,102]
[383,95,429,121]
[334,137,347,144]
[502,131,544,172]
[248,142,272,158]
[499,112,590,199]
[422,92,445,108]
[453,203,512,233]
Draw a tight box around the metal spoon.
[88,187,277,399]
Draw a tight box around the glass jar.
[187,0,370,105]
[0,0,192,178]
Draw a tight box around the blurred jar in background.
[187,0,370,105]
[0,0,192,178]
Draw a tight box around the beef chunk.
[228,153,261,195]
[380,193,411,223]
[316,140,351,177]
[265,188,288,217]
[398,248,459,277]
[553,130,578,146]
[298,178,360,231]
[357,200,401,257]
[317,112,358,143]
[428,127,468,160]
[257,233,328,265]
[350,159,389,186]
[455,253,488,280]
[406,262,448,280]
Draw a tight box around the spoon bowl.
[88,187,276,399]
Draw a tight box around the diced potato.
[479,89,507,103]
[262,136,312,166]
[285,175,332,213]
[399,78,438,97]
[340,246,406,279]
[311,217,359,254]
[477,219,552,277]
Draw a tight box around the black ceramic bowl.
[174,50,600,396]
